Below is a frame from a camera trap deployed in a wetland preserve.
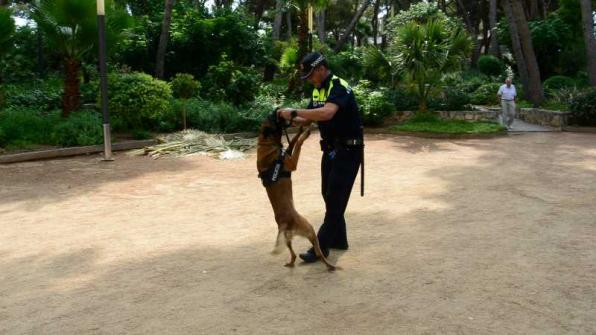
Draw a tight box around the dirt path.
[1,132,595,334]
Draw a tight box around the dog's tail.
[270,231,285,255]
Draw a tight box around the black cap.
[300,52,327,80]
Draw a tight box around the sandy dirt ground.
[0,131,595,335]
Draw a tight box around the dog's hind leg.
[271,230,285,255]
[284,231,296,267]
[303,222,337,272]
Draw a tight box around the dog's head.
[258,109,287,142]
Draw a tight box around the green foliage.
[362,46,393,85]
[543,75,576,92]
[354,82,394,126]
[170,73,200,99]
[388,2,463,32]
[4,79,63,111]
[327,49,364,83]
[51,110,103,146]
[441,70,491,94]
[163,10,266,78]
[393,119,504,134]
[0,107,59,148]
[33,0,131,59]
[279,43,299,73]
[107,72,172,130]
[389,18,472,112]
[478,55,505,78]
[388,86,418,111]
[202,55,259,105]
[180,98,256,133]
[471,83,501,106]
[497,8,583,78]
[569,88,596,126]
[1,26,42,83]
[432,88,471,111]
[0,7,15,59]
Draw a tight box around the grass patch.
[391,114,505,134]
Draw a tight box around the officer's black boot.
[299,247,329,263]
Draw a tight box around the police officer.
[278,52,364,263]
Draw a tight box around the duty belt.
[319,138,364,151]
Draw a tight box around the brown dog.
[257,114,336,271]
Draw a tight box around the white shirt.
[498,84,517,101]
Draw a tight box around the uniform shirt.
[498,84,517,101]
[307,73,363,142]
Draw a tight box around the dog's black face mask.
[261,110,286,139]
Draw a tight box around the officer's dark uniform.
[307,72,363,254]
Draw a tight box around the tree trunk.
[286,9,292,40]
[272,0,283,40]
[456,0,473,32]
[528,0,540,19]
[266,0,284,82]
[333,0,373,52]
[63,57,81,116]
[298,7,308,62]
[471,23,482,67]
[316,9,326,43]
[488,0,500,56]
[155,0,175,79]
[580,0,596,86]
[253,0,266,24]
[372,0,380,46]
[511,0,543,106]
[503,0,530,96]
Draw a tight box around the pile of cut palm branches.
[130,130,256,160]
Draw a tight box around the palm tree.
[33,0,130,116]
[391,19,472,113]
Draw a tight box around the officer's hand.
[277,108,293,120]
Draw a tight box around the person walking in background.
[497,78,517,130]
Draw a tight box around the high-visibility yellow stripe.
[312,75,350,103]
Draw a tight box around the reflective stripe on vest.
[312,75,350,106]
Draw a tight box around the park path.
[1,131,595,335]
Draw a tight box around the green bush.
[354,84,394,126]
[389,86,418,111]
[575,71,589,88]
[107,72,172,130]
[170,73,200,99]
[0,107,59,147]
[180,98,258,133]
[569,88,596,126]
[432,88,471,111]
[4,81,62,111]
[471,83,501,105]
[51,110,103,146]
[202,55,259,105]
[327,49,364,83]
[544,75,576,92]
[478,55,505,77]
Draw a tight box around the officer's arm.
[294,102,339,121]
[291,116,313,126]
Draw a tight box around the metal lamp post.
[97,0,113,161]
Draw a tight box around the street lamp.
[97,0,113,161]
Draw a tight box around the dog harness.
[258,148,291,187]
